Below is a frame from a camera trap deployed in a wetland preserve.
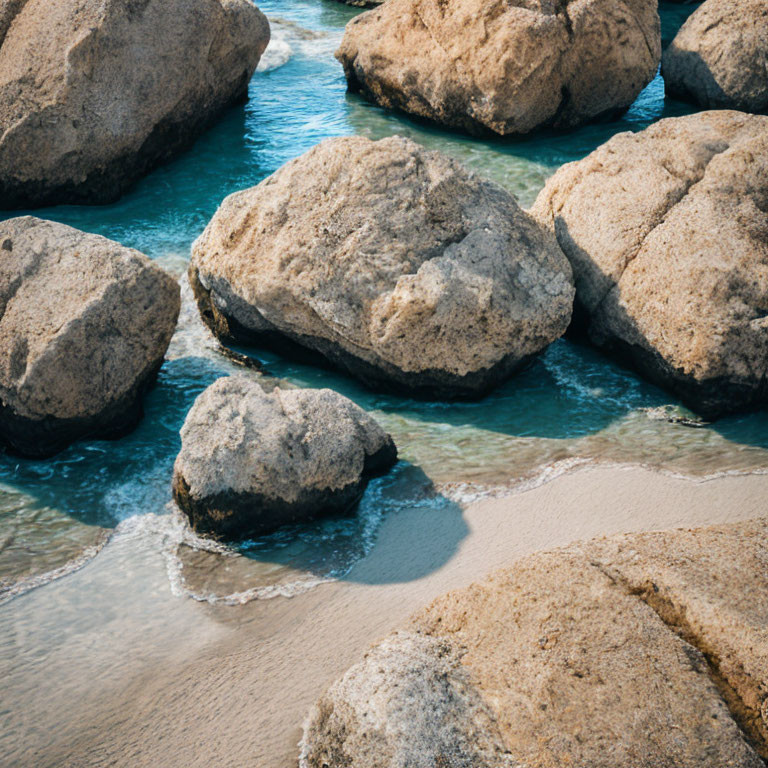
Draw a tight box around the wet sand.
[8,465,768,768]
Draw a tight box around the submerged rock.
[302,516,768,767]
[531,110,768,418]
[190,136,574,399]
[0,0,269,208]
[335,0,661,136]
[0,217,180,457]
[172,376,397,540]
[662,0,768,113]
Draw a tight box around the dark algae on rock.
[172,376,397,539]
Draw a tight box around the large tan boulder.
[301,517,768,767]
[0,217,180,457]
[662,0,768,113]
[531,110,768,418]
[335,0,661,137]
[172,376,397,539]
[190,136,574,399]
[0,0,269,208]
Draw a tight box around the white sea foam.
[257,38,293,73]
[0,531,111,606]
[440,458,768,506]
[255,17,341,75]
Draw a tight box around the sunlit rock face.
[172,376,397,539]
[663,0,768,113]
[336,0,661,136]
[0,0,269,207]
[0,216,180,457]
[190,135,574,399]
[532,111,768,418]
[302,516,768,768]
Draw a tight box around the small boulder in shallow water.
[532,110,768,418]
[335,0,661,136]
[0,217,180,457]
[662,0,768,113]
[190,136,574,400]
[172,376,397,540]
[0,0,270,207]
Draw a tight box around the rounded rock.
[190,135,574,399]
[0,216,180,457]
[532,110,768,418]
[662,0,768,113]
[335,0,661,136]
[172,376,398,540]
[0,0,270,207]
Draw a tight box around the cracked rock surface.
[0,0,269,207]
[532,110,768,418]
[0,216,180,457]
[662,0,768,113]
[302,516,768,768]
[190,136,574,399]
[172,376,397,539]
[335,0,661,136]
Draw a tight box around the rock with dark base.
[0,0,269,208]
[190,136,574,400]
[662,0,768,113]
[0,217,180,457]
[531,110,768,418]
[172,376,397,540]
[335,0,661,136]
[301,516,768,768]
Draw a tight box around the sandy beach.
[8,464,766,768]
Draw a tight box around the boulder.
[531,110,768,418]
[335,0,661,136]
[301,516,768,768]
[190,136,574,399]
[172,376,397,539]
[0,216,180,457]
[0,0,269,208]
[662,0,768,113]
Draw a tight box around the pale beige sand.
[19,466,768,767]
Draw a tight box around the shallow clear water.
[1,0,766,609]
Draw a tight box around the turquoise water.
[1,0,767,608]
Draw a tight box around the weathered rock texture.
[335,0,661,136]
[302,516,768,768]
[663,0,768,113]
[190,136,574,399]
[532,110,768,418]
[172,376,397,539]
[0,217,180,457]
[0,0,269,208]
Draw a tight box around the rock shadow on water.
[174,462,469,601]
[221,333,670,444]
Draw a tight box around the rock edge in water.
[532,110,768,419]
[0,216,180,458]
[190,135,574,400]
[0,0,269,208]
